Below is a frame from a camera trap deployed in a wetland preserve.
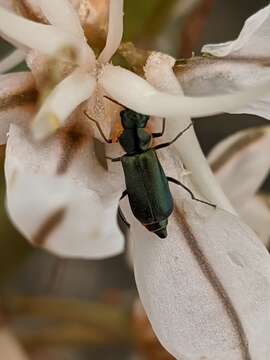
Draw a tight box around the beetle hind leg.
[118,205,130,228]
[118,190,130,228]
[167,177,216,208]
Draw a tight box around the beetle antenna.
[83,111,112,143]
[104,96,126,108]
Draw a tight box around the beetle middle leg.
[167,177,216,208]
[154,121,194,150]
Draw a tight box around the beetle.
[84,104,215,239]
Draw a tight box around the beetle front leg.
[154,121,194,150]
[152,118,166,138]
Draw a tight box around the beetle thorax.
[119,109,151,154]
[119,128,151,154]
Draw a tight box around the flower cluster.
[1,1,270,359]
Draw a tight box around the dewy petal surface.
[98,0,124,64]
[0,6,93,66]
[202,4,270,57]
[125,148,270,360]
[32,71,96,140]
[208,127,270,207]
[0,72,37,144]
[0,49,25,74]
[37,0,85,39]
[5,124,124,259]
[100,64,270,119]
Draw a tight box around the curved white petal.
[176,57,270,120]
[208,127,270,206]
[130,196,270,359]
[0,72,36,144]
[238,195,270,248]
[202,5,270,58]
[7,173,123,259]
[5,124,124,259]
[100,64,270,119]
[37,0,85,39]
[0,49,25,74]
[144,52,235,212]
[32,71,96,140]
[0,6,94,66]
[98,0,124,64]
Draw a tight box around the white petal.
[0,49,25,74]
[121,144,270,359]
[0,329,29,360]
[100,64,270,119]
[0,3,28,50]
[0,33,28,52]
[37,0,85,39]
[0,0,13,10]
[0,6,94,66]
[238,195,270,248]
[131,197,270,359]
[5,124,124,259]
[144,52,235,212]
[32,71,96,140]
[98,0,124,64]
[200,6,270,119]
[7,173,122,259]
[0,72,36,144]
[202,5,270,58]
[176,57,270,120]
[209,127,270,206]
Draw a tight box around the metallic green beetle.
[84,106,214,238]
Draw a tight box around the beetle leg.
[105,155,122,162]
[104,95,125,108]
[120,189,128,199]
[153,121,194,150]
[118,190,130,228]
[167,176,216,208]
[152,118,166,138]
[83,111,112,143]
[118,205,130,228]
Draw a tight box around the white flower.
[1,2,270,359]
[177,4,270,120]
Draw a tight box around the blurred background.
[0,0,269,359]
